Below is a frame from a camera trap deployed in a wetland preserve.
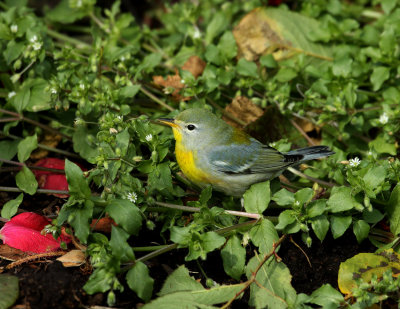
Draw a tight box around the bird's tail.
[284,146,335,163]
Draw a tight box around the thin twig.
[287,167,335,188]
[289,118,316,146]
[4,251,66,269]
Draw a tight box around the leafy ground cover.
[1,0,400,308]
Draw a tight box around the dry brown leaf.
[0,244,30,261]
[90,217,116,233]
[233,8,290,61]
[182,55,206,78]
[223,96,264,128]
[153,56,205,101]
[56,249,86,267]
[30,134,62,160]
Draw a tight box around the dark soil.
[1,184,376,308]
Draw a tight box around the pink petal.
[33,158,65,176]
[8,212,50,231]
[0,225,62,253]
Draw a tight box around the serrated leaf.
[338,250,400,294]
[221,235,246,280]
[243,181,270,214]
[1,193,23,219]
[126,261,154,302]
[106,199,142,235]
[249,218,279,254]
[0,274,19,309]
[15,166,38,195]
[246,256,297,309]
[17,134,37,162]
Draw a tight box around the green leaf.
[46,0,88,23]
[370,66,390,91]
[330,215,352,239]
[275,67,298,82]
[84,268,113,294]
[236,58,258,78]
[275,209,296,230]
[106,199,142,235]
[200,231,225,253]
[143,283,246,309]
[199,186,213,205]
[4,41,25,65]
[25,79,52,112]
[73,126,99,161]
[272,188,295,206]
[294,188,313,204]
[353,220,370,243]
[332,57,352,78]
[246,256,297,309]
[327,186,361,213]
[0,140,19,164]
[388,184,400,235]
[218,32,237,60]
[1,193,23,219]
[243,181,270,214]
[307,199,327,218]
[12,86,30,113]
[69,200,93,243]
[15,166,38,195]
[369,136,397,155]
[221,235,246,280]
[65,159,91,198]
[381,0,397,14]
[119,85,141,99]
[260,54,277,68]
[126,261,154,302]
[309,284,344,309]
[110,226,135,262]
[205,12,228,44]
[311,215,330,241]
[159,265,204,296]
[148,162,173,195]
[17,134,37,162]
[363,166,386,196]
[0,274,19,309]
[249,218,279,254]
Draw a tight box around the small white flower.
[117,115,123,121]
[109,128,118,134]
[8,91,16,99]
[120,56,126,61]
[379,113,389,124]
[349,157,361,167]
[32,41,42,50]
[79,83,85,90]
[30,35,38,43]
[294,200,300,207]
[127,192,137,203]
[180,79,185,84]
[269,142,276,148]
[10,24,18,33]
[367,151,373,156]
[50,87,57,94]
[145,134,153,142]
[193,27,201,39]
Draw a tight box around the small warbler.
[159,108,334,197]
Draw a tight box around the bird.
[158,108,334,197]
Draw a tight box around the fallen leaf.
[182,55,206,78]
[30,134,62,160]
[0,244,29,261]
[57,249,86,267]
[233,8,331,61]
[223,96,264,128]
[0,212,71,254]
[153,55,206,101]
[90,217,116,233]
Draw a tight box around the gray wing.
[208,140,289,175]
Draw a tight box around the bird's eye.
[187,124,196,131]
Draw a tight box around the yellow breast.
[175,144,211,186]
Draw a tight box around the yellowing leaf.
[57,249,86,267]
[338,249,400,295]
[233,8,332,62]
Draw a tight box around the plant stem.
[0,186,69,195]
[139,86,175,111]
[287,167,335,188]
[46,28,92,50]
[0,108,72,140]
[133,245,170,252]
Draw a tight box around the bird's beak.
[158,118,179,128]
